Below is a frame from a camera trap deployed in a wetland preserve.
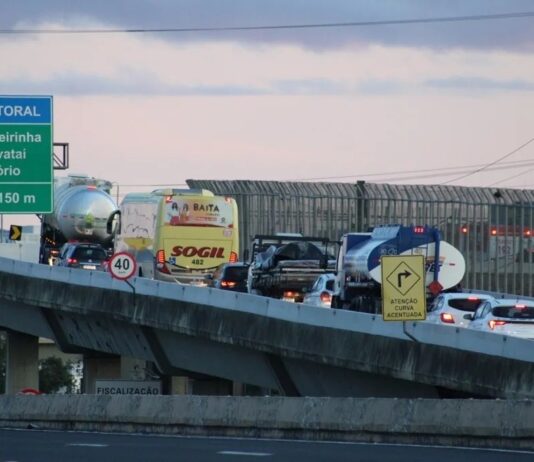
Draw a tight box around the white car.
[467,298,534,339]
[425,292,495,327]
[302,273,335,308]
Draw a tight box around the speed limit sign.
[108,252,137,280]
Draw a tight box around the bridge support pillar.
[168,376,192,395]
[120,357,147,380]
[83,355,120,394]
[232,381,244,396]
[5,331,39,395]
[82,355,149,394]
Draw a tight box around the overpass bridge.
[1,256,534,398]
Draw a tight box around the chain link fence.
[187,180,534,296]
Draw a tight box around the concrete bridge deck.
[1,257,534,398]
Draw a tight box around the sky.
[1,1,534,227]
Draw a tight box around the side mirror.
[463,313,473,321]
[319,254,328,269]
[107,210,121,235]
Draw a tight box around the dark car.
[55,242,109,271]
[210,262,249,292]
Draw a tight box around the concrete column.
[192,378,232,395]
[232,381,244,396]
[5,332,39,395]
[120,357,147,380]
[169,376,192,395]
[82,355,121,394]
[82,356,150,393]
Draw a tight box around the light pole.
[110,182,120,204]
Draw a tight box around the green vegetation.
[38,356,76,394]
[0,332,77,394]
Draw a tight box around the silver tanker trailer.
[332,224,466,313]
[39,174,118,265]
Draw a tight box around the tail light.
[460,226,468,234]
[283,291,299,301]
[440,312,455,324]
[413,226,425,234]
[221,280,237,288]
[490,228,498,236]
[320,291,332,304]
[67,258,78,265]
[156,249,170,274]
[489,320,507,330]
[229,251,238,263]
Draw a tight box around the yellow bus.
[107,188,239,284]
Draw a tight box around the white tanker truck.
[39,174,118,265]
[331,225,466,313]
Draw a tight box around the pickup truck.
[247,234,336,302]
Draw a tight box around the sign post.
[0,95,53,213]
[108,251,138,305]
[108,252,137,281]
[381,255,427,322]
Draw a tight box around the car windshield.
[73,247,107,261]
[224,266,248,280]
[448,298,487,312]
[492,306,534,319]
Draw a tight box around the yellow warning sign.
[381,255,426,321]
[9,225,22,241]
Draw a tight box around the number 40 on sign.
[108,252,137,280]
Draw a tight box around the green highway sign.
[0,95,53,213]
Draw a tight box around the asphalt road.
[1,428,533,462]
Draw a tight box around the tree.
[39,356,76,394]
[0,336,77,394]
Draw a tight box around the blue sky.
[1,1,534,226]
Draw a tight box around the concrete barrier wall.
[1,395,534,451]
